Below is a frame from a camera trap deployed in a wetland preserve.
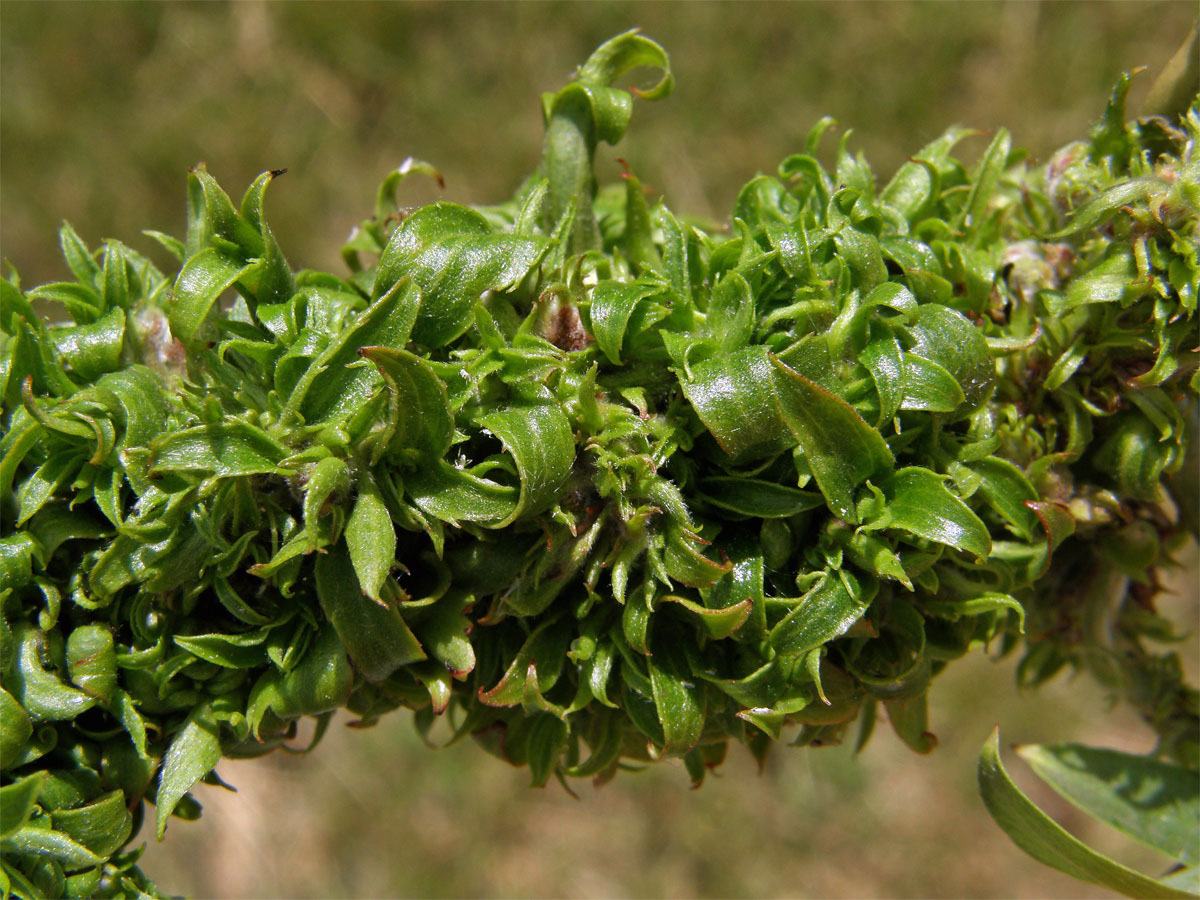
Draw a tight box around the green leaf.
[884,693,937,753]
[476,385,575,527]
[834,226,887,293]
[696,477,824,518]
[360,346,454,459]
[148,422,289,477]
[662,523,732,588]
[169,248,260,347]
[315,543,426,683]
[881,125,973,222]
[246,624,353,737]
[1025,501,1076,553]
[173,630,269,669]
[344,474,397,602]
[576,28,673,103]
[877,467,991,558]
[921,592,1025,633]
[680,346,793,461]
[0,688,33,771]
[972,457,1040,541]
[0,773,45,838]
[770,569,872,657]
[238,169,294,307]
[58,221,99,285]
[961,128,1011,234]
[660,594,753,639]
[413,592,476,677]
[0,533,41,595]
[65,625,117,705]
[772,354,894,522]
[900,352,965,413]
[51,791,132,859]
[478,622,571,708]
[708,271,756,352]
[156,702,222,839]
[50,307,125,381]
[1017,744,1200,867]
[622,166,664,275]
[860,333,906,426]
[1094,413,1175,502]
[406,460,518,527]
[525,714,568,787]
[294,279,416,425]
[905,304,993,409]
[94,365,172,456]
[374,157,444,222]
[1089,71,1139,169]
[589,279,667,365]
[978,729,1197,899]
[648,624,705,757]
[8,623,97,723]
[1044,335,1088,391]
[374,203,545,347]
[1064,247,1142,309]
[1,826,103,871]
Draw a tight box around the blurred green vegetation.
[3,3,1197,897]
[2,1,1195,287]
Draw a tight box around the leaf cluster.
[1,32,1197,898]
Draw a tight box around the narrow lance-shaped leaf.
[374,203,546,347]
[905,303,993,409]
[589,280,667,365]
[246,624,353,738]
[680,345,794,461]
[696,477,824,519]
[0,688,32,771]
[708,271,755,353]
[770,569,872,657]
[156,702,222,839]
[315,543,426,683]
[772,354,894,522]
[476,385,575,528]
[978,729,1196,900]
[148,421,290,478]
[8,622,96,722]
[649,624,705,757]
[900,352,965,413]
[344,473,397,603]
[294,277,417,425]
[961,128,1011,234]
[52,790,133,859]
[360,345,454,459]
[66,624,117,705]
[169,248,261,348]
[406,461,519,527]
[1017,743,1200,868]
[875,467,991,559]
[0,772,45,838]
[1,824,104,870]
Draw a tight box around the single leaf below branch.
[1017,743,1200,868]
[977,729,1198,900]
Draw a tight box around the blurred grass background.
[3,1,1197,287]
[2,2,1198,897]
